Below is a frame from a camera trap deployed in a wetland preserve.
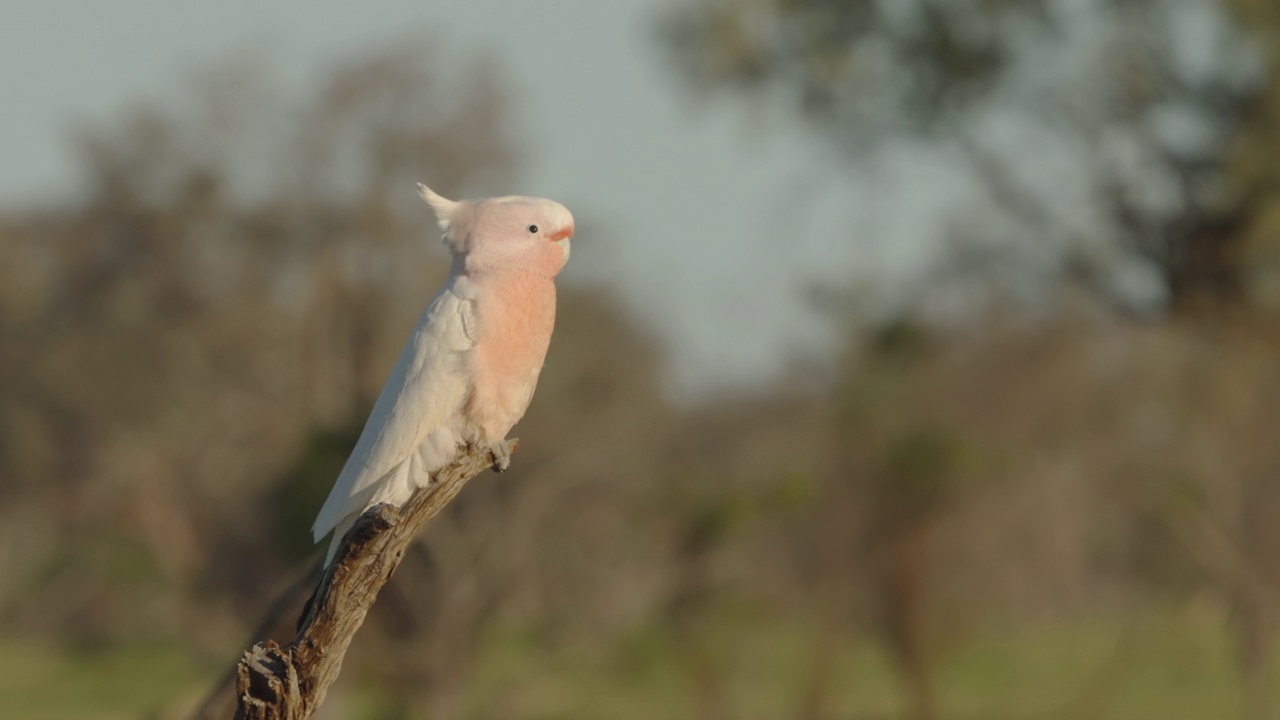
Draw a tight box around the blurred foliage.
[269,427,363,563]
[659,6,1280,710]
[2,9,1280,720]
[663,0,1278,316]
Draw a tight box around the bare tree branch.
[232,439,517,720]
[190,561,322,720]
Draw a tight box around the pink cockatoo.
[312,184,574,563]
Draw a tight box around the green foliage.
[0,640,210,720]
[1,607,1269,719]
[883,427,958,516]
[768,469,816,514]
[269,427,361,563]
[6,16,1280,719]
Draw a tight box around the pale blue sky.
[0,0,962,394]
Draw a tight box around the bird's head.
[418,184,574,278]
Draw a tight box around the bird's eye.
[527,224,539,234]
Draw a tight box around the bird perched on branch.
[312,184,574,563]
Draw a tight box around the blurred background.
[2,0,1280,718]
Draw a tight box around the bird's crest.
[417,183,461,234]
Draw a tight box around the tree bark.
[232,440,516,720]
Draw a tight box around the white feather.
[311,272,478,562]
[417,184,460,234]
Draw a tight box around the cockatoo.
[312,184,574,563]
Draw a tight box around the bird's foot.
[484,441,512,472]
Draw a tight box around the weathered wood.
[191,562,321,720]
[232,440,516,720]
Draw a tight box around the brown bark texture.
[232,440,516,720]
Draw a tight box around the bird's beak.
[547,226,573,242]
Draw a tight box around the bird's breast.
[465,273,557,440]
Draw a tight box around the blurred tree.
[827,324,961,720]
[1219,0,1280,314]
[662,0,1265,316]
[665,9,1280,715]
[0,39,518,645]
[660,7,1280,717]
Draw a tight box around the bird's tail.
[323,515,357,566]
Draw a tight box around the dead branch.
[232,439,516,720]
[191,561,322,720]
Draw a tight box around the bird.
[311,183,574,564]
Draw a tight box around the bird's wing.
[311,276,476,542]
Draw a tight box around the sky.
[6,1,1229,396]
[0,0,917,396]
